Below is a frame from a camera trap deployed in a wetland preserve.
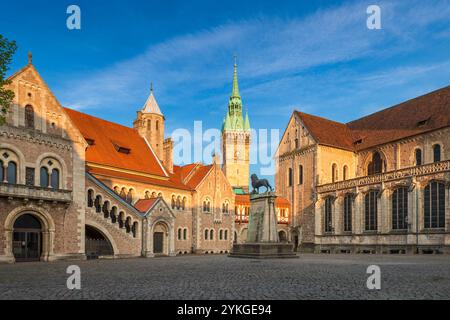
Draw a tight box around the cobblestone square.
[0,254,449,300]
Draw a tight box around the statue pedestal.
[229,192,297,259]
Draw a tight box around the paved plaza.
[0,254,449,300]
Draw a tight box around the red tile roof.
[134,198,158,213]
[184,165,213,189]
[295,85,450,151]
[235,194,291,207]
[64,108,167,177]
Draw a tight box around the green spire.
[223,112,232,131]
[244,111,250,131]
[231,56,240,98]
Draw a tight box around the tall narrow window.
[126,190,133,204]
[392,187,408,230]
[51,168,60,189]
[332,164,338,183]
[26,167,35,186]
[183,228,187,240]
[433,144,441,163]
[178,228,182,240]
[424,182,445,229]
[204,229,209,240]
[415,149,422,166]
[324,198,333,233]
[365,191,378,231]
[288,168,293,187]
[0,160,3,182]
[172,196,176,209]
[156,120,159,131]
[25,105,34,129]
[210,229,214,240]
[87,190,94,207]
[368,152,383,175]
[7,162,17,184]
[344,194,352,232]
[298,165,303,185]
[343,166,348,181]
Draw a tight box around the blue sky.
[1,0,450,183]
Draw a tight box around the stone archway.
[278,230,288,243]
[147,219,175,257]
[3,207,55,263]
[85,224,116,259]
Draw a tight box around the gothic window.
[424,182,445,229]
[433,144,441,163]
[392,187,408,230]
[295,138,299,149]
[365,191,378,231]
[368,152,383,175]
[178,228,182,240]
[204,229,209,240]
[343,165,348,181]
[324,198,333,233]
[25,105,34,129]
[7,161,17,184]
[344,194,352,232]
[332,164,338,183]
[210,229,214,240]
[298,165,303,185]
[183,228,187,240]
[224,229,228,240]
[51,168,60,189]
[415,149,422,166]
[219,230,223,240]
[288,168,293,187]
[25,167,35,186]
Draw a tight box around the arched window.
[298,165,303,185]
[7,161,17,184]
[343,194,352,232]
[110,207,117,223]
[40,167,49,188]
[343,166,348,181]
[152,192,157,198]
[324,198,333,233]
[176,196,181,210]
[147,119,151,130]
[288,168,293,187]
[51,168,59,189]
[125,217,131,233]
[156,120,159,131]
[415,149,422,166]
[171,196,176,209]
[119,188,127,200]
[118,212,125,228]
[365,191,378,231]
[87,190,94,207]
[132,222,138,238]
[224,229,228,240]
[204,229,209,240]
[183,228,187,240]
[332,164,338,183]
[102,201,110,219]
[219,230,223,240]
[210,229,214,240]
[433,144,441,163]
[178,228,182,240]
[94,195,102,213]
[144,191,150,199]
[126,189,133,204]
[392,187,408,230]
[25,105,34,129]
[182,197,187,210]
[424,182,445,229]
[368,152,383,175]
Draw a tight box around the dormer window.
[417,118,430,127]
[85,138,95,146]
[112,141,131,154]
[353,138,363,145]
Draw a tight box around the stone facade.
[276,88,450,254]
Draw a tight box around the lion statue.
[251,174,273,194]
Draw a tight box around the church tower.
[221,60,251,193]
[133,84,165,162]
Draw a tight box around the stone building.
[276,86,450,254]
[0,56,237,263]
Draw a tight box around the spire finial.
[150,82,154,93]
[234,54,237,67]
[28,52,33,65]
[231,56,240,98]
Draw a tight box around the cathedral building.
[276,86,450,254]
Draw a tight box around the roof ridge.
[64,107,136,132]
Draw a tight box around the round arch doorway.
[13,214,42,262]
[85,225,114,259]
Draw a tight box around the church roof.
[64,108,168,178]
[295,85,450,151]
